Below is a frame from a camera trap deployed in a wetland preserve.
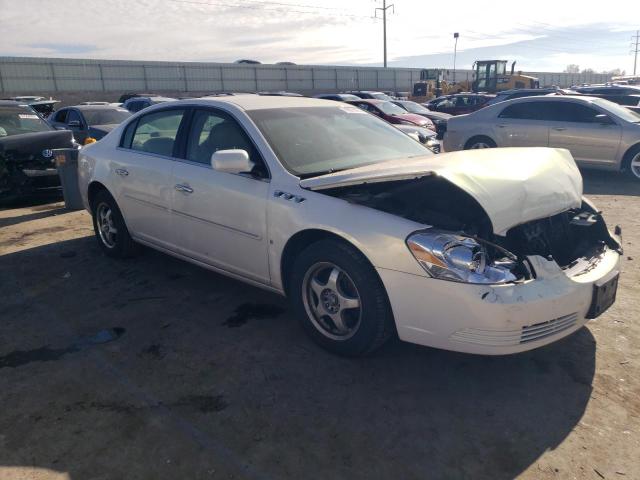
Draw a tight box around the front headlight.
[407,230,520,284]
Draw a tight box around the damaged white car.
[78,96,622,356]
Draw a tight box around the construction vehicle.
[410,69,471,102]
[472,60,539,93]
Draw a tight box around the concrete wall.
[0,56,613,105]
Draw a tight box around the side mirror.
[68,120,81,128]
[210,149,254,174]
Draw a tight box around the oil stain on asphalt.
[223,303,285,328]
[0,327,126,369]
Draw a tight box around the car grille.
[450,313,579,347]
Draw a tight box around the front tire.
[464,136,497,150]
[290,239,394,356]
[623,146,640,181]
[91,190,139,258]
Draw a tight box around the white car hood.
[300,147,583,235]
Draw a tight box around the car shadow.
[0,206,71,229]
[0,237,596,480]
[581,168,640,196]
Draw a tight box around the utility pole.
[453,32,459,83]
[375,0,394,68]
[632,30,639,76]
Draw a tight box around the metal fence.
[0,56,612,95]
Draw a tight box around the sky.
[0,0,638,73]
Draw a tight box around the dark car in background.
[425,93,494,115]
[0,101,75,201]
[392,99,451,139]
[346,99,435,129]
[49,105,131,144]
[569,85,640,107]
[2,96,60,118]
[314,93,362,102]
[482,88,560,106]
[122,95,175,113]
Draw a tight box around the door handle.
[497,124,508,128]
[174,184,194,194]
[115,168,129,176]
[552,127,567,131]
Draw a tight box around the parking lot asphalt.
[0,170,639,480]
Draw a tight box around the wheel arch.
[280,228,377,297]
[87,181,112,213]
[464,135,497,150]
[621,142,640,173]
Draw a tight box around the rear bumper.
[378,246,621,355]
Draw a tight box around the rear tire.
[464,136,497,150]
[289,239,394,356]
[91,190,139,258]
[623,145,640,181]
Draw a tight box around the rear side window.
[53,109,68,123]
[499,102,552,120]
[129,109,186,157]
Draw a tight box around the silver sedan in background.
[443,96,640,180]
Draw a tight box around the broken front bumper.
[377,241,621,355]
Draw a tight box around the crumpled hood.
[300,147,583,235]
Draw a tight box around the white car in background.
[78,96,622,356]
[443,95,640,180]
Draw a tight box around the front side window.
[185,109,264,176]
[247,105,429,177]
[130,109,185,156]
[0,105,52,137]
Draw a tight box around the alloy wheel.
[302,262,362,341]
[96,202,118,249]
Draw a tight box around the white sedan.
[78,96,622,356]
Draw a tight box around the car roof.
[346,98,385,104]
[67,104,128,111]
[167,95,339,111]
[490,94,601,106]
[0,100,27,107]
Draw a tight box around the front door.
[111,107,187,249]
[170,108,270,283]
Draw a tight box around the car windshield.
[377,101,409,115]
[592,98,640,123]
[370,92,392,101]
[399,101,429,114]
[247,106,429,177]
[0,105,51,137]
[82,108,131,126]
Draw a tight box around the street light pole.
[453,32,459,83]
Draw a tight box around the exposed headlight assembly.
[407,230,521,284]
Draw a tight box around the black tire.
[622,144,640,181]
[91,189,139,258]
[464,135,497,150]
[289,239,394,356]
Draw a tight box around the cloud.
[0,0,637,72]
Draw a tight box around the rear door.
[545,101,622,166]
[111,107,187,249]
[170,107,271,283]
[493,101,550,147]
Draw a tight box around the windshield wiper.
[299,168,348,179]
